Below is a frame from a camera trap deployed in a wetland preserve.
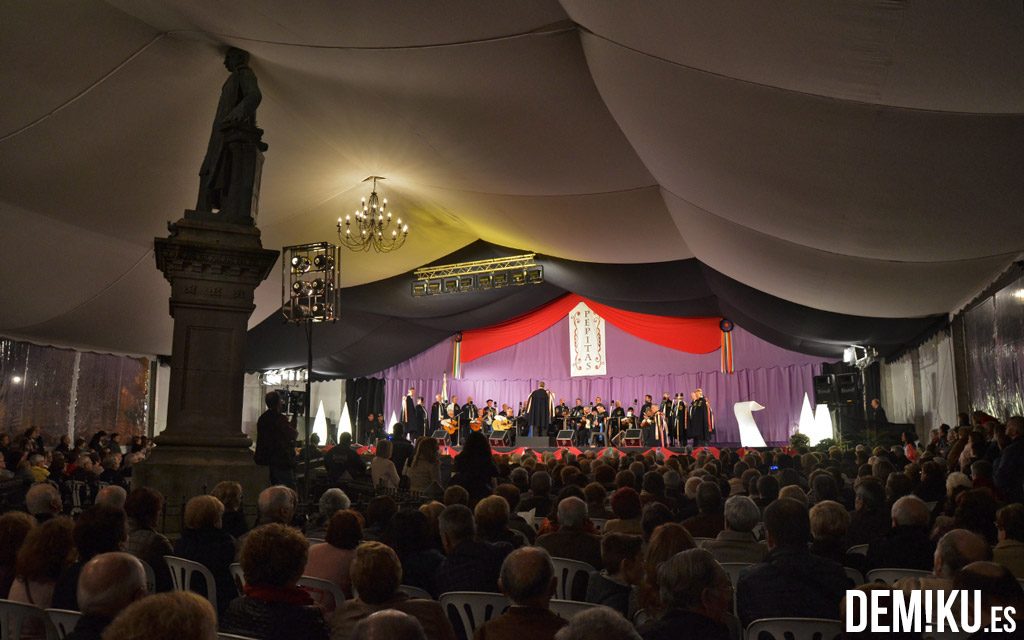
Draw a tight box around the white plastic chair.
[0,599,58,640]
[693,536,714,546]
[307,537,325,545]
[399,584,433,599]
[218,634,259,640]
[229,562,246,595]
[164,555,218,610]
[296,575,345,610]
[866,567,932,584]
[843,566,864,585]
[549,599,599,620]
[846,544,868,556]
[745,617,842,640]
[590,518,607,532]
[438,591,509,638]
[140,559,156,593]
[550,557,595,601]
[45,609,81,640]
[719,562,752,613]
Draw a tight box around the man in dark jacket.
[736,498,851,628]
[254,391,298,489]
[846,477,891,546]
[435,505,511,595]
[66,553,148,640]
[681,481,726,539]
[390,423,415,475]
[639,549,732,640]
[865,495,936,572]
[994,416,1024,504]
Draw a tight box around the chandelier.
[336,176,409,253]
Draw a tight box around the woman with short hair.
[370,440,400,491]
[220,523,330,640]
[172,495,236,614]
[405,437,442,494]
[304,509,364,602]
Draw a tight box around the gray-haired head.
[935,528,991,578]
[76,552,147,617]
[319,488,351,517]
[557,497,588,530]
[352,609,426,640]
[659,548,728,612]
[891,495,929,527]
[554,606,641,640]
[723,496,760,533]
[95,485,127,510]
[500,546,555,606]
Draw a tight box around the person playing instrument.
[578,406,593,447]
[569,398,584,428]
[640,394,653,420]
[440,406,460,446]
[659,393,673,445]
[639,406,657,447]
[483,400,497,427]
[554,398,569,418]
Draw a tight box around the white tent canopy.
[1,1,1021,356]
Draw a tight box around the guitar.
[441,417,459,435]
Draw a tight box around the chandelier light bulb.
[403,224,409,233]
[392,230,397,237]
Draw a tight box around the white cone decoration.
[313,400,328,443]
[798,393,816,437]
[798,392,835,446]
[388,410,398,435]
[339,402,353,437]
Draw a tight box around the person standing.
[659,393,674,446]
[687,389,714,446]
[672,393,688,447]
[402,388,421,439]
[525,382,554,438]
[415,397,428,439]
[430,394,446,433]
[255,391,298,488]
[868,398,889,442]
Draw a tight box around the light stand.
[282,242,339,501]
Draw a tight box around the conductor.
[525,381,554,438]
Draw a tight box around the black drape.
[345,377,385,444]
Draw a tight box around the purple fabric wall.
[375,320,823,445]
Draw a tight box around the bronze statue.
[196,47,266,221]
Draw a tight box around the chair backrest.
[140,559,156,594]
[229,562,246,595]
[164,555,218,610]
[866,568,932,584]
[719,562,751,614]
[218,634,259,640]
[438,591,509,639]
[549,599,599,620]
[745,617,842,640]
[550,557,596,601]
[45,609,82,640]
[0,599,58,640]
[296,575,345,611]
[847,544,869,556]
[590,518,607,532]
[307,537,325,545]
[398,584,433,600]
[693,537,713,546]
[844,566,865,585]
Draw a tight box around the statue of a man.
[196,47,263,213]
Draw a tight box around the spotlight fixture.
[336,176,409,253]
[282,242,340,324]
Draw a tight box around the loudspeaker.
[836,372,861,404]
[489,431,510,447]
[623,429,642,447]
[813,374,838,406]
[556,430,575,447]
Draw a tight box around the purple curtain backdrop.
[375,320,824,445]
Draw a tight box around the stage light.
[290,255,311,272]
[11,375,22,384]
[282,243,340,324]
[312,278,326,293]
[313,254,334,270]
[1013,289,1024,300]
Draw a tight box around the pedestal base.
[133,445,268,533]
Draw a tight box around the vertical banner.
[569,301,606,377]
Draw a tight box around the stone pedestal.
[134,212,278,519]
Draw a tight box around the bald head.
[934,529,991,578]
[77,552,147,617]
[500,546,555,606]
[891,495,929,527]
[953,561,1024,610]
[352,610,426,640]
[96,485,127,510]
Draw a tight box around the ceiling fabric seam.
[660,186,1024,266]
[9,249,155,333]
[0,33,167,143]
[579,28,1023,117]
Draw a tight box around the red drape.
[460,293,721,363]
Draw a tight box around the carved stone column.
[134,212,278,513]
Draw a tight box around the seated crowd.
[0,413,1022,640]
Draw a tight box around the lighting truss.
[411,253,543,296]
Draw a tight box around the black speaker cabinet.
[623,429,642,447]
[813,374,838,406]
[556,430,575,447]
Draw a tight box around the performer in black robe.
[525,382,554,437]
[429,394,446,432]
[402,388,419,437]
[554,399,569,418]
[569,399,584,426]
[688,389,715,446]
[414,397,428,438]
[640,394,653,420]
[672,393,687,446]
[659,393,673,445]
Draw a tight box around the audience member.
[95,484,127,510]
[701,496,767,563]
[994,503,1024,578]
[381,509,445,597]
[899,528,991,592]
[865,495,935,571]
[555,607,641,640]
[253,484,298,529]
[808,499,860,571]
[25,483,62,523]
[584,532,643,616]
[993,416,1024,504]
[846,478,890,545]
[476,495,528,548]
[220,523,330,639]
[474,547,566,640]
[518,471,553,518]
[65,552,147,640]
[330,541,456,640]
[450,432,499,505]
[536,497,602,572]
[124,487,173,592]
[9,516,74,611]
[0,511,34,597]
[102,591,218,640]
[604,487,643,536]
[351,610,427,640]
[52,505,128,611]
[405,437,442,494]
[305,509,363,601]
[952,561,1024,633]
[172,495,236,614]
[637,549,731,640]
[390,423,416,475]
[363,495,398,540]
[307,488,351,539]
[435,504,512,594]
[735,498,849,627]
[370,440,400,490]
[681,481,725,539]
[636,523,697,622]
[212,480,249,538]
